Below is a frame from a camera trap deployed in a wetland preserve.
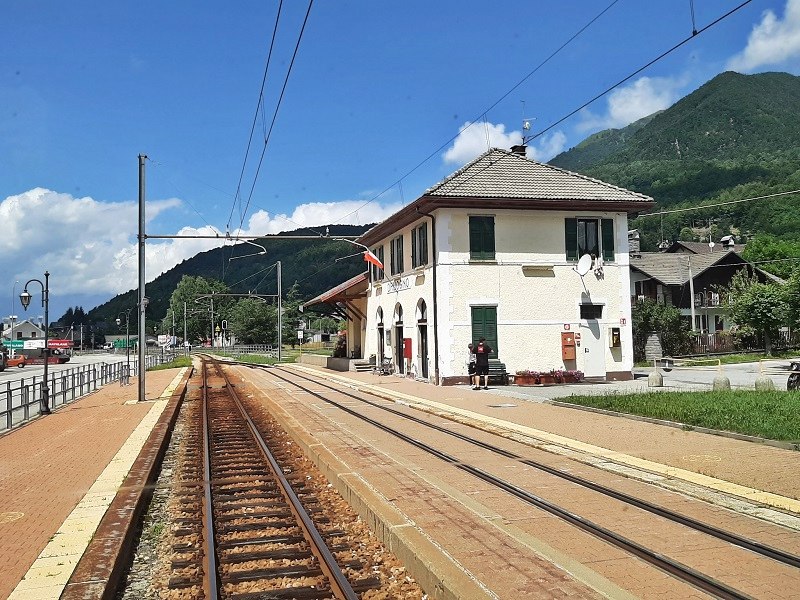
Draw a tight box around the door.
[395,325,404,374]
[470,306,498,358]
[579,322,606,378]
[418,325,429,379]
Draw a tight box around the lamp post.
[20,272,50,415]
[9,279,20,350]
[116,308,132,384]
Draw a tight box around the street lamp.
[20,271,50,415]
[116,308,132,384]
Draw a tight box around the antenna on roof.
[520,100,534,146]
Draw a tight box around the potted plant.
[514,369,539,385]
[538,370,556,385]
[562,369,584,383]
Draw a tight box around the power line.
[227,0,285,232]
[236,0,315,236]
[530,0,753,142]
[327,0,621,225]
[636,189,800,218]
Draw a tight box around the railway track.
[164,357,384,599]
[241,362,800,600]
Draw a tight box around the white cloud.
[0,188,400,310]
[578,76,684,132]
[443,121,522,165]
[443,121,567,165]
[727,0,800,71]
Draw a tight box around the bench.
[487,359,509,385]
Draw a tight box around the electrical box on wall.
[403,338,412,359]
[609,327,621,348]
[561,331,576,360]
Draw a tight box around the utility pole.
[137,154,147,403]
[688,256,696,331]
[210,297,215,348]
[277,261,282,362]
[184,301,188,356]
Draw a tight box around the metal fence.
[691,329,799,354]
[1,353,170,432]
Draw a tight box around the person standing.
[473,337,491,390]
[466,343,476,383]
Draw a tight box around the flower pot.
[515,375,538,386]
[538,374,556,385]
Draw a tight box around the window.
[580,304,603,320]
[565,218,615,262]
[411,223,429,268]
[390,235,404,275]
[370,245,384,282]
[469,216,495,260]
[471,306,498,359]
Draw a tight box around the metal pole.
[126,315,130,382]
[210,298,215,349]
[688,256,696,331]
[138,154,147,402]
[277,261,282,362]
[184,301,188,356]
[42,272,50,414]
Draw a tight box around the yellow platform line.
[289,365,800,515]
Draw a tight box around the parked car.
[7,355,26,368]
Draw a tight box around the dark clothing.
[474,342,491,367]
[468,362,476,375]
[475,363,489,376]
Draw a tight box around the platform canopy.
[303,272,368,321]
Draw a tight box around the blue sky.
[2,0,799,321]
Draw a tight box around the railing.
[1,353,173,432]
[691,329,800,354]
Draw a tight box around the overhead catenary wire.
[227,0,286,232]
[636,189,800,218]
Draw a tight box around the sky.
[2,0,800,322]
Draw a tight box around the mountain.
[86,224,372,333]
[549,71,800,251]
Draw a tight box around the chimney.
[628,229,640,254]
[510,144,527,157]
[720,235,735,249]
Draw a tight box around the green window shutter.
[484,217,495,259]
[420,223,428,265]
[565,218,578,260]
[398,235,404,272]
[411,228,418,268]
[469,216,495,260]
[601,218,615,262]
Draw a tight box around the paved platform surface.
[0,369,186,600]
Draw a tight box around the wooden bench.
[487,359,509,385]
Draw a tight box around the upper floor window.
[411,223,429,268]
[390,235,404,275]
[565,218,615,262]
[370,245,384,282]
[469,216,495,260]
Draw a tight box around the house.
[2,318,45,341]
[309,147,653,383]
[629,234,780,332]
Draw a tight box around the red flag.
[364,250,383,270]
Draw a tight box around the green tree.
[167,275,230,345]
[724,270,787,355]
[282,282,304,348]
[228,299,277,344]
[631,299,692,361]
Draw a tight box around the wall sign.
[387,277,412,293]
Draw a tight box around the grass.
[635,350,800,368]
[563,390,800,442]
[148,356,193,371]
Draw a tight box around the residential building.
[2,318,45,341]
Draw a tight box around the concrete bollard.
[712,375,731,391]
[648,370,663,387]
[755,376,775,391]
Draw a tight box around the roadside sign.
[297,330,304,340]
[1,340,24,349]
[49,339,73,349]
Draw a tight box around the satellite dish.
[575,254,592,276]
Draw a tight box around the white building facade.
[335,149,653,384]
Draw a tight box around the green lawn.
[563,391,800,442]
[148,356,193,371]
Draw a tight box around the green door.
[471,306,498,359]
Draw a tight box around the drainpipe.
[417,207,440,384]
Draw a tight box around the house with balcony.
[310,148,654,383]
[629,234,780,333]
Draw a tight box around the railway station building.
[309,147,654,384]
